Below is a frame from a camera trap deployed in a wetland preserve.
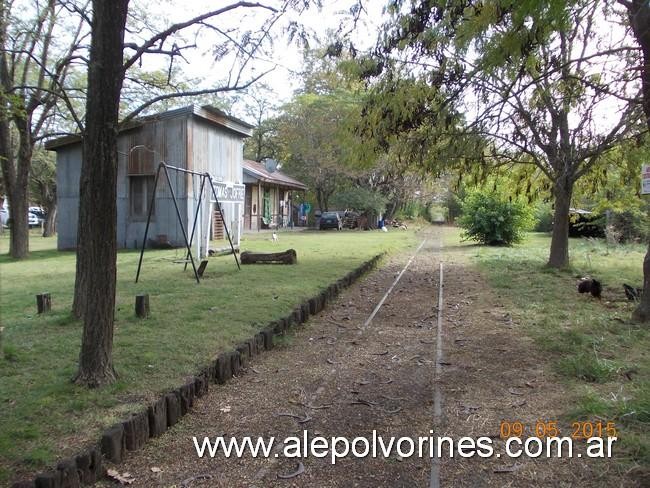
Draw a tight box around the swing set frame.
[135,161,241,284]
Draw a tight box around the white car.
[28,212,42,227]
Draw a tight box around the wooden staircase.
[212,209,224,240]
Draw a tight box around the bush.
[458,191,533,245]
[608,210,648,243]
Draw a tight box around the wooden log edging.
[10,253,384,488]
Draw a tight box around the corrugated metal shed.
[47,105,251,251]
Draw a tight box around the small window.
[130,175,155,218]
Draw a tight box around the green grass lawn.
[0,228,419,482]
[444,228,649,469]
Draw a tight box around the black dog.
[623,284,643,301]
[578,278,602,299]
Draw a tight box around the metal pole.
[135,163,162,283]
[184,174,206,271]
[207,174,240,270]
[258,181,262,231]
[162,164,201,283]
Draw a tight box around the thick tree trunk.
[628,0,650,322]
[632,242,650,322]
[547,178,573,269]
[73,0,129,387]
[0,117,32,258]
[5,132,32,258]
[7,184,29,257]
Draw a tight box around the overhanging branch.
[122,1,278,72]
[120,68,274,126]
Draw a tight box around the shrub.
[608,210,648,243]
[458,190,533,245]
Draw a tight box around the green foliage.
[608,210,649,243]
[534,201,554,232]
[330,187,387,215]
[29,148,56,205]
[571,138,650,242]
[395,201,428,221]
[425,203,447,223]
[267,51,371,211]
[443,189,463,223]
[458,190,533,245]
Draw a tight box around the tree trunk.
[632,242,650,322]
[37,173,57,237]
[316,187,325,213]
[627,0,650,322]
[547,177,573,268]
[43,203,56,237]
[6,128,32,258]
[7,184,29,257]
[1,2,34,259]
[384,198,399,220]
[73,0,129,387]
[0,118,31,259]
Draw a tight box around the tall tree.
[240,84,279,161]
[0,0,86,258]
[468,1,639,268]
[273,52,363,212]
[72,0,314,386]
[276,91,356,211]
[354,0,642,268]
[73,0,129,386]
[620,0,650,322]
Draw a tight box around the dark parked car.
[319,211,342,230]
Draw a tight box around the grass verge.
[0,228,418,483]
[443,227,649,472]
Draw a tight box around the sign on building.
[210,181,245,204]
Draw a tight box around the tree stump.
[240,249,297,265]
[135,294,149,318]
[36,293,51,314]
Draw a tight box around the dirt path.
[100,229,631,487]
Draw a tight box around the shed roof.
[243,160,308,191]
[45,104,253,150]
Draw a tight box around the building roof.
[243,160,308,191]
[45,105,253,150]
